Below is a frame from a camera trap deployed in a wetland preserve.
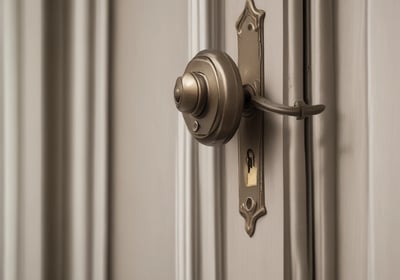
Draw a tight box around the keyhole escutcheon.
[247,149,255,173]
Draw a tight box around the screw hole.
[246,197,253,210]
[192,120,200,132]
[247,23,253,31]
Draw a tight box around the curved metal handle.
[250,95,325,120]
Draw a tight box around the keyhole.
[247,149,255,173]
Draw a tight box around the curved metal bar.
[250,95,325,119]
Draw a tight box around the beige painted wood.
[111,1,400,280]
[2,1,21,278]
[111,0,313,279]
[334,0,369,279]
[368,0,400,278]
[3,0,400,278]
[19,1,44,279]
[110,0,188,279]
[1,1,44,279]
[334,1,400,279]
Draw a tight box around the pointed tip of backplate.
[240,202,267,237]
[236,0,265,33]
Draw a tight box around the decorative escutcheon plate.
[237,0,266,237]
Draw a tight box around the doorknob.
[174,50,244,145]
[174,50,325,145]
[173,0,325,236]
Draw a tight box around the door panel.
[368,0,400,278]
[335,0,400,279]
[111,0,305,279]
[110,1,188,279]
[335,1,369,278]
[109,0,400,280]
[2,0,400,279]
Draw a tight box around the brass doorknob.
[174,50,244,145]
[174,50,325,146]
[174,72,208,116]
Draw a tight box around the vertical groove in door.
[310,0,337,279]
[176,1,224,280]
[43,1,69,279]
[43,1,110,279]
[176,0,200,279]
[284,0,310,279]
[303,0,316,279]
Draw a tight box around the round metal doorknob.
[174,50,325,146]
[174,50,244,145]
[174,72,207,116]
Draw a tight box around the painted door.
[111,0,315,279]
[109,1,400,280]
[1,0,400,279]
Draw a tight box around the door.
[111,0,324,279]
[110,0,400,280]
[1,0,400,280]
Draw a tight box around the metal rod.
[249,94,325,119]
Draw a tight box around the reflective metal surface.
[236,0,266,237]
[174,50,244,145]
[251,95,325,119]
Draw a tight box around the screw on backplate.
[192,121,200,132]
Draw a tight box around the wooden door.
[110,0,314,279]
[110,0,400,280]
[1,0,399,279]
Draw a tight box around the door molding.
[1,0,44,279]
[44,0,110,279]
[310,0,337,279]
[0,1,110,279]
[176,1,224,280]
